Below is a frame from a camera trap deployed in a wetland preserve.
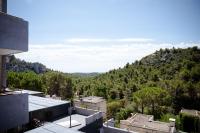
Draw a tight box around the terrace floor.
[25,123,82,133]
[53,114,87,130]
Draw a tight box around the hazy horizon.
[16,43,200,73]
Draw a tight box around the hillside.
[6,56,100,77]
[7,55,48,74]
[71,72,100,77]
[7,46,200,124]
[73,46,200,112]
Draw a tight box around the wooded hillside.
[7,46,200,125]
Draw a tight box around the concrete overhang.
[0,11,28,55]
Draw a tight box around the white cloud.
[65,38,110,43]
[116,38,154,42]
[65,38,154,44]
[15,38,200,73]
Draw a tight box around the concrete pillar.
[0,56,2,91]
[0,0,7,92]
[0,0,2,11]
[2,56,7,90]
[2,0,7,13]
[0,1,1,11]
[0,56,7,92]
[0,0,7,13]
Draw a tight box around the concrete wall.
[29,103,69,122]
[0,12,28,55]
[0,93,29,131]
[86,112,103,125]
[74,100,107,117]
[74,106,103,133]
[0,55,6,91]
[80,117,103,133]
[0,56,2,90]
[75,106,98,116]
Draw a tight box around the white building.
[74,96,106,116]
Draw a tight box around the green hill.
[73,46,200,113]
[7,56,100,77]
[71,72,100,77]
[7,46,200,122]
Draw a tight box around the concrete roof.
[15,90,43,95]
[29,95,69,112]
[76,96,105,103]
[25,123,82,133]
[53,114,87,130]
[127,113,153,123]
[181,109,200,117]
[121,113,174,132]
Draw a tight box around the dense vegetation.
[7,46,200,130]
[7,71,73,100]
[73,46,200,113]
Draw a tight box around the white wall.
[75,106,98,116]
[86,112,103,125]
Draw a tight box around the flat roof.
[121,113,173,132]
[15,90,43,95]
[53,114,87,130]
[76,96,105,103]
[25,123,82,133]
[29,95,70,112]
[132,120,171,132]
[181,109,200,116]
[127,113,153,123]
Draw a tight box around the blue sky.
[8,0,200,72]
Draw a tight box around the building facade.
[74,96,107,115]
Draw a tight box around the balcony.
[0,11,28,55]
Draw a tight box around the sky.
[8,0,200,72]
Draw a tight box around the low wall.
[104,118,115,127]
[75,106,103,133]
[80,117,103,133]
[86,111,103,125]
